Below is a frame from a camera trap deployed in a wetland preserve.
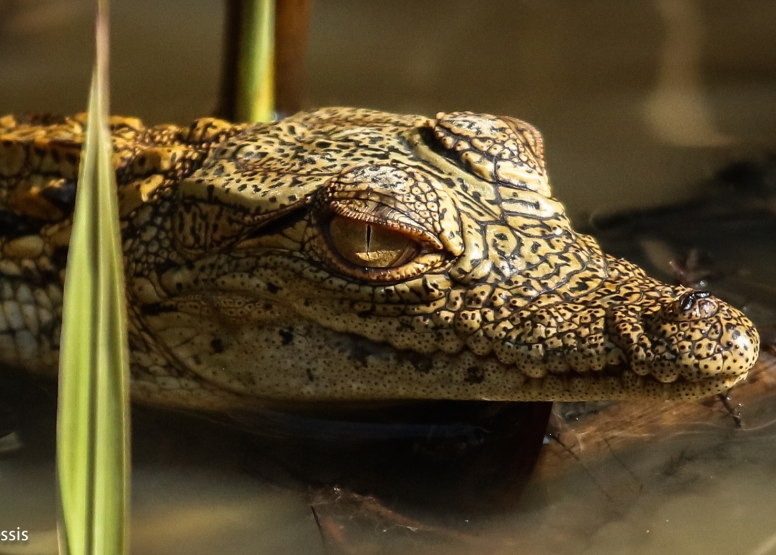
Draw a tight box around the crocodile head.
[119,108,759,409]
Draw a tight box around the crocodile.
[0,107,760,412]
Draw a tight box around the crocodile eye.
[327,215,419,268]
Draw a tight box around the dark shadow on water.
[227,400,552,517]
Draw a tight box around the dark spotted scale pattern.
[0,108,760,410]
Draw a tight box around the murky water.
[1,1,776,553]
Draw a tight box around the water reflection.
[2,355,774,554]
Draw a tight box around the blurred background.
[2,2,776,554]
[2,0,776,220]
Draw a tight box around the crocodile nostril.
[678,290,718,319]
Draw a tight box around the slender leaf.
[56,1,130,554]
[236,0,276,122]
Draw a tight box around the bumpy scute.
[0,108,760,410]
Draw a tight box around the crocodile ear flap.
[427,112,550,197]
[173,174,311,257]
[173,193,252,256]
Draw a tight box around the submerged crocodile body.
[0,108,760,411]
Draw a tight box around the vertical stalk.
[217,0,312,122]
[56,0,130,553]
[236,0,276,123]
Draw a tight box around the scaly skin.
[0,108,760,411]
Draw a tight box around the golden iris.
[327,215,419,268]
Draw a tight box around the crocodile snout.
[485,285,759,401]
[607,288,759,394]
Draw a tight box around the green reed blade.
[56,1,130,554]
[236,0,276,122]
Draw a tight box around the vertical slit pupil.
[365,223,372,253]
